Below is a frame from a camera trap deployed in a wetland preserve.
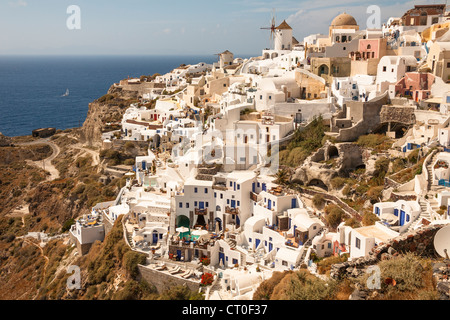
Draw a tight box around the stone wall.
[296,186,362,222]
[336,92,390,142]
[379,105,416,125]
[330,224,445,280]
[138,264,201,293]
[69,232,94,256]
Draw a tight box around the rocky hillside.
[80,82,153,147]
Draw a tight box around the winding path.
[17,138,61,181]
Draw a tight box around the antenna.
[434,225,450,260]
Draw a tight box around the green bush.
[271,270,337,300]
[324,204,345,229]
[312,195,325,208]
[330,177,346,190]
[62,219,75,232]
[122,251,147,278]
[357,134,392,152]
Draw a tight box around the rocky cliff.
[80,83,145,147]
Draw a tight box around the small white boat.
[62,89,69,97]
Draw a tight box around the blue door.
[199,202,205,209]
[153,232,158,244]
[231,200,236,208]
[236,215,240,227]
[268,200,272,210]
[269,243,273,252]
[255,239,261,249]
[291,198,297,209]
[400,210,406,226]
[142,161,147,171]
[219,252,225,265]
[177,250,182,259]
[252,183,256,193]
[394,209,399,217]
[262,183,267,191]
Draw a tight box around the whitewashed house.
[373,200,421,233]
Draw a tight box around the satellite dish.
[434,225,450,259]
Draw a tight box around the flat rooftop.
[355,225,397,243]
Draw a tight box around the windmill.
[260,8,277,49]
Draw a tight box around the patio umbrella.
[176,227,190,233]
[191,229,209,237]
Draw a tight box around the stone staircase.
[407,153,439,232]
[225,238,236,249]
[426,153,438,192]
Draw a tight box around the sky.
[0,0,441,57]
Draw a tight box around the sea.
[0,55,224,137]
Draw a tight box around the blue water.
[0,55,219,137]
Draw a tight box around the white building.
[376,55,418,96]
[350,222,399,259]
[373,200,421,233]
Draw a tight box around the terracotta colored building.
[401,4,446,27]
[394,72,435,102]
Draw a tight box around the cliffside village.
[68,4,450,299]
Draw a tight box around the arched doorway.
[214,218,222,232]
[319,64,329,76]
[176,215,190,228]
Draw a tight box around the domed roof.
[331,13,358,27]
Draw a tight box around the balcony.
[250,192,258,202]
[212,184,228,191]
[225,207,240,215]
[195,208,208,215]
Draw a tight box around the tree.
[275,169,289,185]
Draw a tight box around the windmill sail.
[260,8,277,49]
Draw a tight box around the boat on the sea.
[62,89,69,97]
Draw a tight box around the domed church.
[329,13,359,35]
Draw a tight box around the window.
[220,193,224,199]
[186,203,190,208]
[205,188,208,194]
[232,259,238,265]
[179,202,183,208]
[194,201,198,207]
[383,66,387,72]
[194,187,198,193]
[356,238,361,249]
[282,261,288,266]
[328,243,332,249]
